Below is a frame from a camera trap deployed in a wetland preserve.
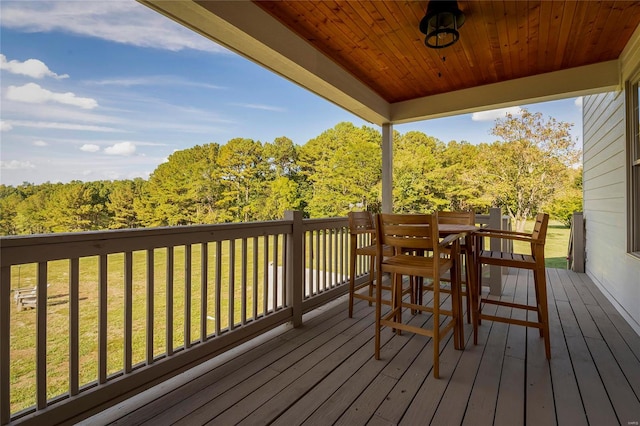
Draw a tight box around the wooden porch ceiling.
[255,1,639,103]
[141,1,640,125]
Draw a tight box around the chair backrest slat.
[438,210,475,226]
[376,213,440,256]
[531,213,549,244]
[348,211,374,234]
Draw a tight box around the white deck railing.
[0,209,506,425]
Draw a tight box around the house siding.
[583,89,640,335]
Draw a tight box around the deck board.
[546,271,587,426]
[492,270,526,426]
[95,269,640,426]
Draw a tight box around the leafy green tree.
[0,118,582,234]
[264,136,298,178]
[138,144,223,226]
[299,122,382,217]
[261,137,302,219]
[547,167,583,227]
[262,177,301,220]
[47,181,109,232]
[481,108,580,231]
[217,138,268,222]
[190,143,227,224]
[393,131,448,213]
[0,185,21,235]
[439,141,490,212]
[14,186,54,234]
[138,151,197,226]
[107,178,145,229]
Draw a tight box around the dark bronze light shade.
[419,0,465,49]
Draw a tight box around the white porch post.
[382,123,393,213]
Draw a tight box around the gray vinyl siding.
[583,90,640,334]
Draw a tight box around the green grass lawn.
[513,219,570,268]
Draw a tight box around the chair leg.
[433,286,440,379]
[475,241,483,327]
[532,269,543,337]
[375,266,383,360]
[451,261,463,351]
[368,255,375,306]
[410,276,423,315]
[464,251,472,324]
[472,263,481,346]
[395,273,403,334]
[535,266,551,359]
[348,245,356,318]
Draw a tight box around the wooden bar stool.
[474,213,551,359]
[438,210,476,323]
[347,211,393,318]
[374,212,463,378]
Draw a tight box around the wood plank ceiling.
[254,1,640,104]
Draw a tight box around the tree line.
[0,109,582,235]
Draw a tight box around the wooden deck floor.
[92,268,640,426]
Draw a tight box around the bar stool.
[438,210,476,323]
[374,212,463,378]
[474,213,551,359]
[347,211,393,318]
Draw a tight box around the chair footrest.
[481,298,538,311]
[353,281,391,292]
[479,313,543,329]
[354,292,393,306]
[380,316,457,339]
[399,301,454,318]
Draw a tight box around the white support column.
[381,123,393,213]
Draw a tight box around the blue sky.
[0,1,583,187]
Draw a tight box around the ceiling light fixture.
[419,0,465,49]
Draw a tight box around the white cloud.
[1,160,35,170]
[8,120,119,132]
[0,2,227,53]
[574,97,583,109]
[80,144,100,152]
[89,76,224,90]
[0,54,69,79]
[3,100,125,126]
[232,103,286,112]
[104,142,136,156]
[6,83,98,109]
[471,106,523,122]
[0,121,13,132]
[33,140,48,147]
[0,153,163,186]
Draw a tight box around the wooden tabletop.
[438,224,479,235]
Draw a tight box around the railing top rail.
[302,217,348,231]
[0,217,354,267]
[0,220,293,267]
[0,219,293,244]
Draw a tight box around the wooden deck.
[92,268,640,426]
